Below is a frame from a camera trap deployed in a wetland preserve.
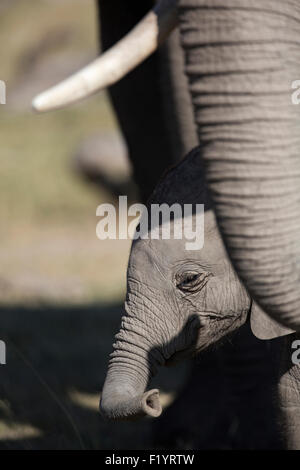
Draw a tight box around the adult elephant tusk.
[32,0,178,113]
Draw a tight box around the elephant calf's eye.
[176,271,211,293]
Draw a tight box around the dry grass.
[0,0,125,305]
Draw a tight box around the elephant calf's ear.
[250,302,295,340]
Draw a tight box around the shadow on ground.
[0,302,189,450]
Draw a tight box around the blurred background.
[0,0,188,449]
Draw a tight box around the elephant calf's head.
[100,148,289,421]
[125,205,249,365]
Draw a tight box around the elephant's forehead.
[147,231,225,263]
[129,222,225,278]
[129,238,170,272]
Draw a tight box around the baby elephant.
[100,148,300,448]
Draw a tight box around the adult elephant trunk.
[178,0,300,329]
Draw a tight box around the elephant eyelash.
[179,273,199,286]
[175,271,212,293]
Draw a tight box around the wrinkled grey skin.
[100,0,300,330]
[100,149,300,448]
[98,3,283,448]
[97,0,300,447]
[177,0,300,330]
[100,150,248,417]
[277,335,300,449]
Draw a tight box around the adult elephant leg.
[277,334,300,449]
[178,0,300,329]
[97,0,175,202]
[159,28,198,161]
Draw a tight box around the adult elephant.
[96,2,282,449]
[33,0,300,332]
[100,148,300,449]
[97,0,187,202]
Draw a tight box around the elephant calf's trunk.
[100,312,165,420]
[100,384,162,420]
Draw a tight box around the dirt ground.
[0,0,189,449]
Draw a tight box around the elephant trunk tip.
[99,388,162,421]
[142,389,162,418]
